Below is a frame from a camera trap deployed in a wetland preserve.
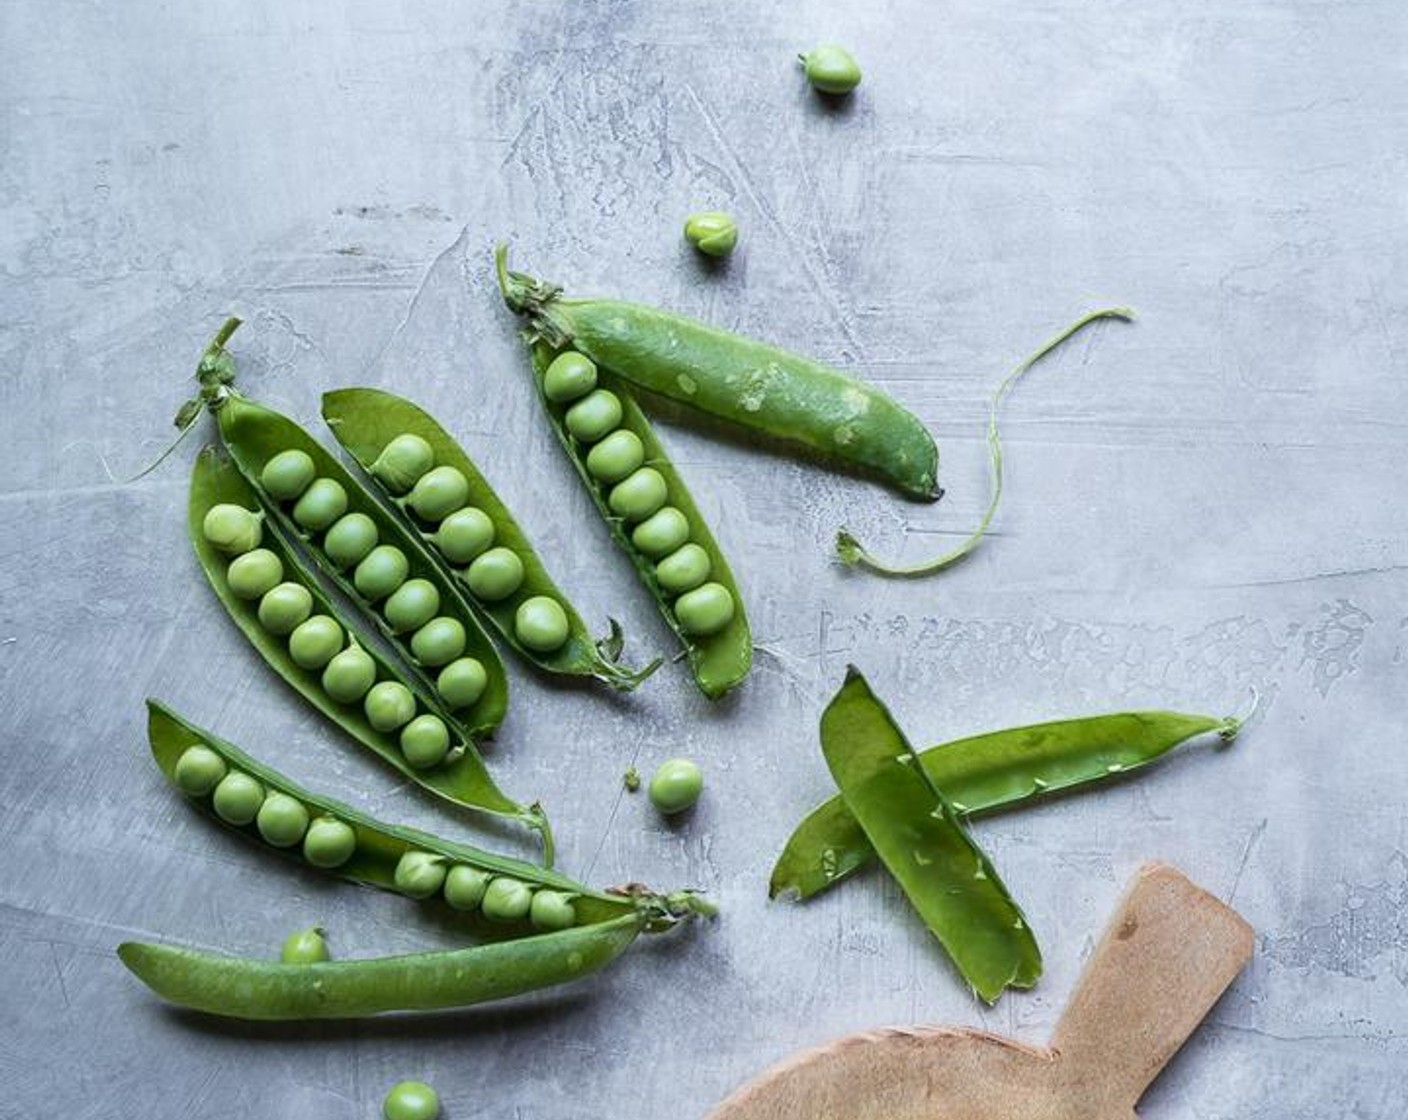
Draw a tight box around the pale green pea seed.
[609,467,668,523]
[481,877,534,923]
[514,596,569,653]
[436,658,487,710]
[649,757,704,815]
[371,433,435,494]
[383,1080,441,1120]
[433,507,495,564]
[261,450,316,501]
[323,513,379,569]
[202,504,262,555]
[656,542,713,595]
[174,745,227,797]
[408,466,470,523]
[631,506,691,558]
[212,771,264,825]
[800,43,862,94]
[288,614,344,670]
[258,583,314,636]
[400,714,451,770]
[684,211,739,258]
[384,579,440,633]
[226,549,283,600]
[673,581,736,637]
[393,851,447,899]
[410,617,467,667]
[530,890,578,931]
[364,681,416,732]
[292,478,348,532]
[585,429,645,483]
[257,792,310,848]
[303,816,358,868]
[543,351,598,403]
[442,865,491,911]
[564,389,622,443]
[354,545,409,601]
[321,646,377,704]
[279,926,329,964]
[465,547,524,602]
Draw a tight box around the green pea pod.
[820,667,1041,1003]
[496,245,940,502]
[320,387,660,690]
[188,450,549,851]
[118,912,644,1020]
[772,708,1243,902]
[525,341,752,699]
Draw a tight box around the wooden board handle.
[1050,863,1253,1109]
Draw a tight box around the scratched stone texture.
[2,0,1406,1117]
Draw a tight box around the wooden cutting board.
[706,863,1252,1120]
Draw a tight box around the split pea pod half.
[771,708,1246,902]
[521,340,751,699]
[189,450,549,853]
[321,388,660,691]
[496,245,940,502]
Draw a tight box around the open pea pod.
[821,667,1041,1003]
[188,448,549,851]
[772,708,1243,901]
[523,340,751,699]
[320,387,659,690]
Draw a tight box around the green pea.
[649,757,703,815]
[674,581,735,637]
[202,503,262,554]
[631,506,690,558]
[436,658,487,710]
[354,545,409,601]
[684,211,739,258]
[442,865,491,911]
[465,547,524,602]
[383,1080,441,1120]
[543,351,598,404]
[564,389,622,443]
[226,548,283,600]
[258,582,314,636]
[400,714,451,770]
[260,450,316,501]
[174,745,227,797]
[408,466,471,523]
[302,816,357,868]
[585,429,645,483]
[371,433,435,494]
[279,926,329,964]
[433,506,495,564]
[800,44,862,95]
[288,614,344,670]
[481,877,533,923]
[608,467,668,522]
[656,543,712,595]
[212,771,264,825]
[410,617,467,667]
[364,681,416,732]
[393,851,447,899]
[323,512,379,569]
[257,792,310,848]
[514,596,569,653]
[384,579,441,634]
[292,478,348,532]
[321,645,377,703]
[529,890,577,931]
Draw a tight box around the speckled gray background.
[3,1,1405,1117]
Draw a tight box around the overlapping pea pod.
[321,387,660,690]
[190,449,550,854]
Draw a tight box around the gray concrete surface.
[3,1,1406,1116]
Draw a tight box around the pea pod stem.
[836,307,1135,577]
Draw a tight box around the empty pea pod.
[321,387,660,690]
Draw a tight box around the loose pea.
[212,771,264,825]
[514,596,569,653]
[257,792,310,848]
[408,466,470,523]
[174,745,227,797]
[684,211,739,258]
[674,581,736,637]
[400,714,451,770]
[564,389,622,443]
[656,542,712,595]
[323,512,379,569]
[354,545,410,601]
[609,467,668,523]
[410,618,467,667]
[481,877,533,923]
[443,865,491,911]
[383,1080,441,1120]
[631,506,691,558]
[202,503,262,554]
[364,681,416,732]
[258,582,314,636]
[393,851,447,899]
[649,758,704,814]
[371,433,435,494]
[288,614,344,670]
[585,429,645,483]
[302,816,357,868]
[437,658,487,710]
[260,450,316,501]
[465,547,524,602]
[434,507,495,564]
[292,478,348,532]
[279,926,329,964]
[800,44,862,95]
[226,548,283,600]
[322,645,377,703]
[530,890,578,931]
[543,351,598,403]
[384,579,441,633]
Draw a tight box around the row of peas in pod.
[392,850,578,931]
